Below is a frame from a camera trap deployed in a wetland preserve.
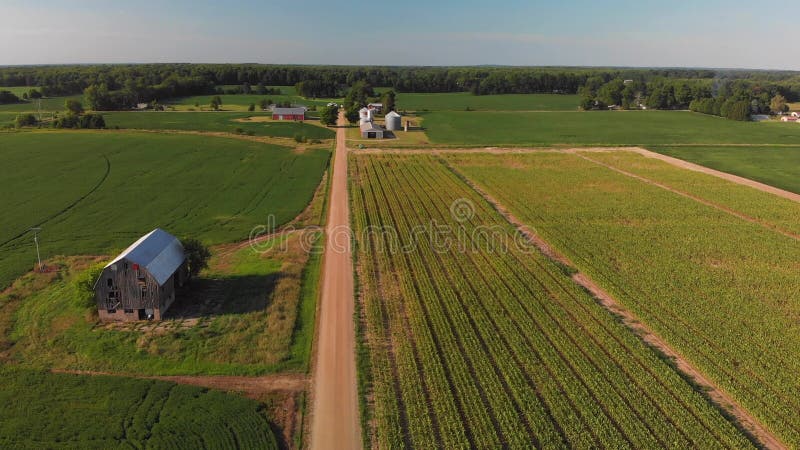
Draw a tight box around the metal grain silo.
[385,111,402,131]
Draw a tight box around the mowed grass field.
[103,111,335,139]
[0,94,82,113]
[652,146,800,194]
[396,93,579,111]
[0,131,330,288]
[449,151,800,447]
[350,153,753,449]
[423,110,800,146]
[166,86,341,111]
[0,367,277,449]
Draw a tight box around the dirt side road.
[623,147,800,203]
[309,113,361,450]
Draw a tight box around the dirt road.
[51,369,307,398]
[309,113,361,449]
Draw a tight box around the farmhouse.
[94,228,188,322]
[368,102,383,113]
[272,107,305,121]
[360,121,385,139]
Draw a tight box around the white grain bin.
[385,111,402,131]
[359,107,373,124]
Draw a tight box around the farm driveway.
[309,113,361,450]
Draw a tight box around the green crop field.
[652,146,800,194]
[103,111,335,139]
[0,95,83,113]
[0,367,277,449]
[448,151,800,447]
[0,131,330,288]
[350,153,752,449]
[167,86,341,111]
[396,93,579,111]
[423,110,800,146]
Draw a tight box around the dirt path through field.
[620,147,800,203]
[575,153,800,242]
[447,164,788,450]
[309,113,361,449]
[51,369,307,397]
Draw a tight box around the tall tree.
[381,90,397,112]
[65,99,84,115]
[319,105,339,126]
[345,104,361,124]
[770,94,789,114]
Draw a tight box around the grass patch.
[396,92,579,111]
[5,231,320,376]
[0,95,82,113]
[651,145,800,194]
[424,110,800,146]
[287,232,324,373]
[103,111,335,139]
[166,90,341,112]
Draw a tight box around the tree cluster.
[53,113,106,129]
[319,105,339,126]
[0,90,20,104]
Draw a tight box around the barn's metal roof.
[272,107,306,115]
[360,121,384,132]
[105,229,186,286]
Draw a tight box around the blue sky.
[2,0,798,69]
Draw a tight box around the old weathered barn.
[94,228,188,322]
[272,107,306,121]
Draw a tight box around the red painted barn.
[272,107,306,121]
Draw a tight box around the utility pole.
[30,227,43,272]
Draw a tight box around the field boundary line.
[622,147,800,203]
[575,153,800,242]
[51,369,308,397]
[445,161,788,450]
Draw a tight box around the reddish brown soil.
[308,112,361,450]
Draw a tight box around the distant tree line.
[2,64,800,113]
[579,75,800,121]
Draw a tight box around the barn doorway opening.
[137,309,146,320]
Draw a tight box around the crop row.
[0,368,278,449]
[350,153,753,449]
[448,151,800,447]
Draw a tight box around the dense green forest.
[1,64,799,118]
